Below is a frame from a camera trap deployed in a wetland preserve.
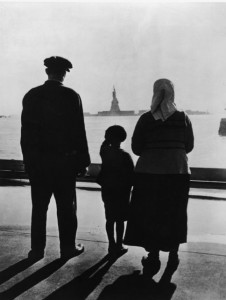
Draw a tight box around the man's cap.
[44,56,73,72]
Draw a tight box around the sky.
[1,1,226,115]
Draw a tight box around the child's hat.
[105,125,127,142]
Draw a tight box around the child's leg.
[116,221,128,252]
[116,220,124,247]
[106,220,115,251]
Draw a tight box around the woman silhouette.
[125,78,194,279]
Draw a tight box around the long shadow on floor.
[0,258,67,300]
[45,253,123,300]
[97,271,176,300]
[0,258,41,284]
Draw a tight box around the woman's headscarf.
[151,79,177,121]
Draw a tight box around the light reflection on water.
[1,114,226,168]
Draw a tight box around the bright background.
[1,2,226,115]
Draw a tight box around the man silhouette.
[21,56,90,260]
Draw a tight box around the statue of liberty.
[110,86,120,113]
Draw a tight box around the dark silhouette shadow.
[44,253,124,300]
[0,257,42,285]
[97,271,177,300]
[0,258,67,300]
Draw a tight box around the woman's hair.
[105,125,127,143]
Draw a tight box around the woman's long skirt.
[124,173,190,252]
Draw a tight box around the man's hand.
[76,168,87,177]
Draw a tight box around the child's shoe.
[142,255,161,278]
[116,244,128,254]
[108,243,117,255]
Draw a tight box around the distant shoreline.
[0,111,212,118]
[185,110,210,115]
[84,109,211,117]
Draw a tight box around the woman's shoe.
[142,255,161,278]
[166,257,180,273]
[159,257,180,284]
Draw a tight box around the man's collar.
[45,80,63,85]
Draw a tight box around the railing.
[0,159,226,189]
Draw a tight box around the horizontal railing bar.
[0,160,226,188]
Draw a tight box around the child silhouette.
[98,125,134,255]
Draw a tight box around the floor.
[0,183,226,299]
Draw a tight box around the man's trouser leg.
[54,177,77,254]
[30,180,52,253]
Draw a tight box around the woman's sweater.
[132,110,194,174]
